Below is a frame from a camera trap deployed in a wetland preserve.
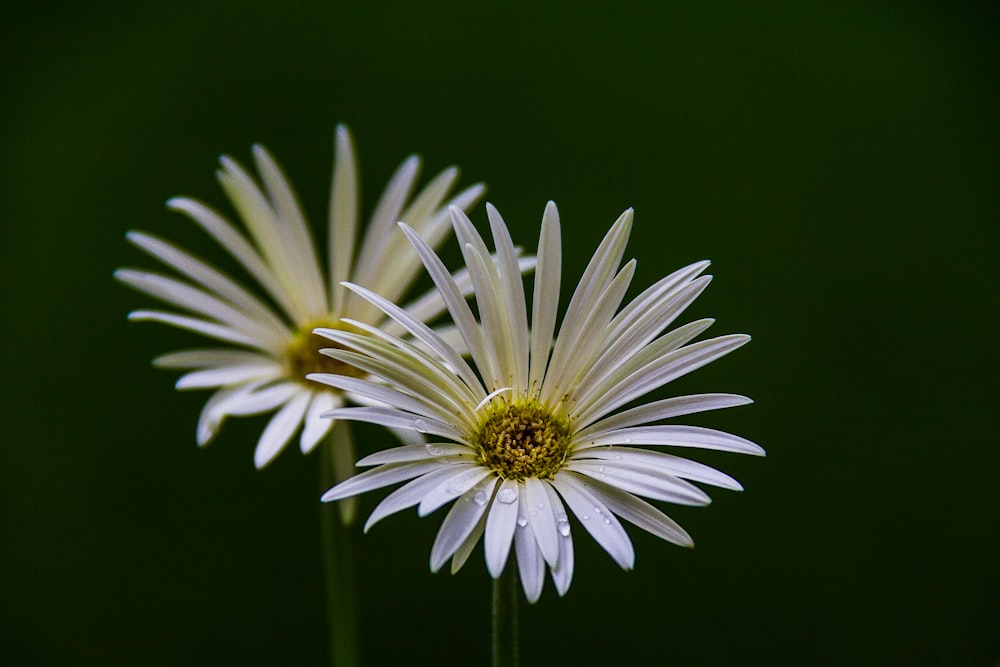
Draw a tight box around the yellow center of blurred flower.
[285,322,366,385]
[475,399,570,480]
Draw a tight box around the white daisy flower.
[116,125,488,470]
[313,201,764,602]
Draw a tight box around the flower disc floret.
[285,324,365,383]
[475,400,570,480]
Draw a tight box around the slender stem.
[320,422,360,667]
[492,566,520,667]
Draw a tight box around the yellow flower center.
[285,322,366,385]
[474,399,571,480]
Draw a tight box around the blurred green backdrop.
[2,2,997,665]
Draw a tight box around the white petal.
[542,482,575,596]
[175,363,282,390]
[580,425,765,456]
[364,464,473,532]
[195,384,245,446]
[321,459,452,503]
[166,197,300,322]
[357,443,474,466]
[431,476,497,572]
[308,371,462,429]
[529,201,561,392]
[320,406,465,442]
[219,382,300,416]
[127,310,269,351]
[551,473,635,570]
[514,503,546,604]
[577,393,753,439]
[253,390,311,469]
[523,477,560,567]
[487,204,530,392]
[484,479,520,578]
[565,461,712,506]
[571,474,694,547]
[300,391,339,454]
[154,348,273,370]
[328,125,358,315]
[417,467,492,517]
[571,446,743,491]
[451,496,491,575]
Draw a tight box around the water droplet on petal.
[473,491,488,506]
[558,522,571,537]
[516,516,528,527]
[537,503,545,510]
[425,443,443,456]
[598,466,606,473]
[623,437,633,444]
[603,517,611,524]
[497,487,517,504]
[556,512,567,522]
[593,507,602,515]
[413,419,428,433]
[582,514,590,521]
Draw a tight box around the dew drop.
[472,491,488,506]
[582,514,590,521]
[425,443,443,456]
[598,466,606,473]
[558,522,571,537]
[497,487,518,504]
[593,507,602,515]
[556,512,568,522]
[413,419,428,433]
[623,437,633,444]
[516,516,528,528]
[446,483,463,495]
[537,503,545,510]
[603,517,611,524]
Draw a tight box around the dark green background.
[2,2,997,665]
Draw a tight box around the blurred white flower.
[315,202,763,602]
[117,126,487,469]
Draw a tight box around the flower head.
[314,202,764,602]
[116,126,485,469]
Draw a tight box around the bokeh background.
[2,2,997,665]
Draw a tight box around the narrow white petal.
[253,390,311,469]
[551,473,635,570]
[320,406,466,442]
[571,446,743,491]
[219,382,300,416]
[484,479,520,578]
[565,461,712,506]
[542,481,575,596]
[329,125,358,315]
[397,223,491,385]
[127,310,269,351]
[387,427,426,446]
[357,443,475,466]
[126,231,291,336]
[431,476,497,572]
[252,145,328,315]
[542,208,632,404]
[570,473,694,547]
[529,201,561,392]
[321,459,449,503]
[580,425,765,456]
[166,197,301,321]
[175,363,282,390]
[523,477,560,567]
[364,464,473,532]
[487,204,530,392]
[341,282,485,397]
[308,371,463,429]
[417,467,492,517]
[451,497,491,575]
[195,384,245,446]
[154,348,273,370]
[577,393,753,439]
[574,333,750,428]
[300,391,339,454]
[514,504,546,604]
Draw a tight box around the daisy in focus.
[116,126,485,470]
[313,202,764,602]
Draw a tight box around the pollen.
[474,399,571,480]
[285,323,365,384]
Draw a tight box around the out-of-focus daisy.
[116,126,486,470]
[314,202,763,602]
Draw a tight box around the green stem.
[492,566,520,667]
[320,422,360,667]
